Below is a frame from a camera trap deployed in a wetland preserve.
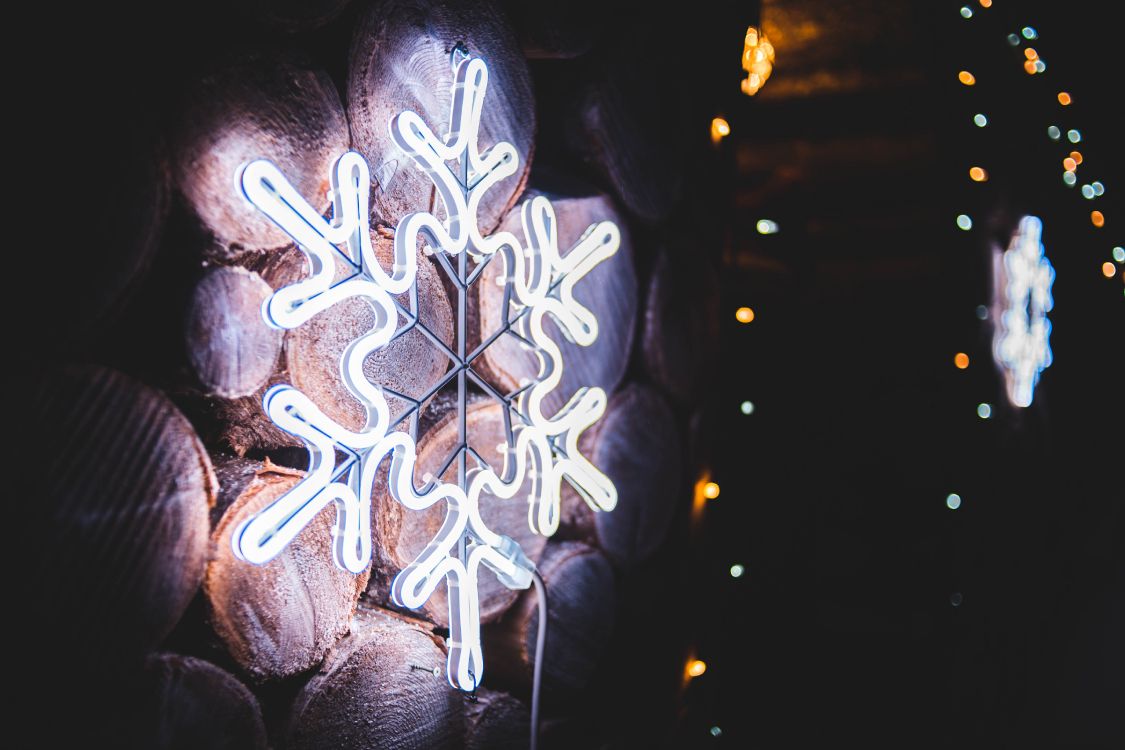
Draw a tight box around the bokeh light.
[735,306,755,324]
[954,352,970,369]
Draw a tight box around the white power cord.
[530,570,547,750]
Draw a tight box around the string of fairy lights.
[944,1,1122,623]
[953,1,1123,299]
[691,5,1120,740]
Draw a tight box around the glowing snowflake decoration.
[232,54,618,691]
[993,215,1054,408]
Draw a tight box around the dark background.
[23,1,1123,748]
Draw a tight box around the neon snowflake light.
[993,215,1054,408]
[231,54,618,691]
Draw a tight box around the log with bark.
[476,174,637,418]
[204,457,370,681]
[367,395,547,625]
[28,365,215,668]
[210,240,454,454]
[185,266,282,399]
[484,541,615,694]
[129,653,268,750]
[172,52,350,262]
[559,383,682,568]
[642,247,720,404]
[347,0,534,234]
[286,606,464,750]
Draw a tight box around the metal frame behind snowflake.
[993,215,1054,408]
[231,53,618,691]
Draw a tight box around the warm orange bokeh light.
[954,353,970,369]
[710,117,730,145]
[969,167,987,182]
[1091,211,1105,227]
[1070,151,1083,165]
[1063,157,1077,172]
[1023,60,1037,75]
[979,0,992,8]
[1058,91,1072,105]
[1024,48,1039,61]
[703,482,720,500]
[687,660,707,678]
[958,71,976,86]
[735,306,755,323]
[1102,262,1117,279]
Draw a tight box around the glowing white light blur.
[975,305,989,320]
[956,214,973,231]
[740,400,755,415]
[1063,171,1077,186]
[730,564,745,578]
[1113,246,1125,263]
[756,219,779,234]
[993,216,1054,408]
[946,493,962,510]
[1082,184,1095,199]
[1047,125,1060,140]
[1067,129,1081,143]
[960,6,973,18]
[973,113,988,127]
[976,403,992,419]
[1021,26,1037,40]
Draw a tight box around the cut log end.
[205,459,370,681]
[30,365,214,669]
[561,384,682,567]
[478,182,637,417]
[642,248,720,403]
[132,653,268,750]
[173,53,349,260]
[286,606,464,750]
[485,541,615,694]
[369,397,547,626]
[465,687,530,750]
[347,0,534,234]
[186,266,282,398]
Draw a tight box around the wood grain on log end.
[173,53,349,260]
[485,541,615,693]
[287,605,464,750]
[465,687,530,750]
[369,397,547,625]
[30,365,215,666]
[133,653,268,750]
[186,266,282,398]
[285,237,454,433]
[213,236,453,453]
[479,181,637,417]
[347,0,534,233]
[642,248,720,403]
[560,384,682,567]
[205,459,370,681]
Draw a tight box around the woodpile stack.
[30,0,718,746]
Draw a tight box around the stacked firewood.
[27,0,718,747]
